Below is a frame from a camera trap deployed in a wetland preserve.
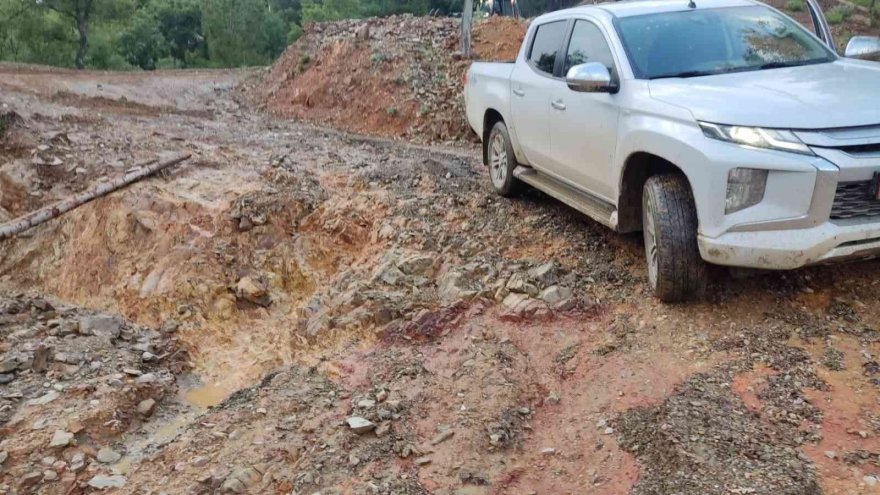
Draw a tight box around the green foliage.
[784,0,805,12]
[201,0,278,66]
[271,0,302,24]
[370,50,387,65]
[825,5,852,24]
[260,13,288,59]
[297,53,311,72]
[0,3,77,67]
[301,0,360,22]
[2,0,512,70]
[88,28,132,69]
[117,12,166,70]
[153,0,203,67]
[287,23,303,44]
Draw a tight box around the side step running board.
[513,166,618,230]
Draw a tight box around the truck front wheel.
[642,174,708,302]
[487,121,523,197]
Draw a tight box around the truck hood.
[648,59,880,130]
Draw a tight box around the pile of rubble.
[0,293,186,493]
[249,15,526,144]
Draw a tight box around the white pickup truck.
[464,0,880,301]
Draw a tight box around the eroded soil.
[0,65,879,495]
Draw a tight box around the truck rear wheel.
[487,121,523,197]
[642,174,707,302]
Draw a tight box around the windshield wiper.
[758,58,832,70]
[649,70,714,79]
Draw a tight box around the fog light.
[726,168,768,214]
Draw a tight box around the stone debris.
[78,314,123,339]
[235,276,272,307]
[431,429,455,446]
[137,398,157,417]
[97,447,122,464]
[88,474,127,489]
[48,430,74,448]
[346,416,376,434]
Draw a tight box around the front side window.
[529,20,567,75]
[615,6,836,79]
[564,20,616,74]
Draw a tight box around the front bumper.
[695,124,880,269]
[699,218,880,269]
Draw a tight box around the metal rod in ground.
[0,153,192,241]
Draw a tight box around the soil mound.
[250,15,527,144]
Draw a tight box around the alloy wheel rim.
[489,133,508,188]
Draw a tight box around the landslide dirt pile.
[249,16,527,144]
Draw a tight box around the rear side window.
[564,20,616,74]
[529,21,567,75]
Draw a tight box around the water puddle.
[110,378,235,476]
[183,382,232,408]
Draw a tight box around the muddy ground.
[0,65,879,495]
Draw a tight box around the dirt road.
[1,65,879,495]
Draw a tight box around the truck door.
[547,19,620,202]
[509,19,568,170]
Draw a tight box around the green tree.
[300,0,360,22]
[153,0,203,66]
[0,1,76,66]
[117,11,165,69]
[201,0,280,66]
[260,13,288,59]
[39,0,100,69]
[270,0,301,24]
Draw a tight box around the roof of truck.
[546,0,759,18]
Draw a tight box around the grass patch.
[785,0,805,12]
[297,53,311,73]
[825,5,853,25]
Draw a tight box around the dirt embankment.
[245,16,527,145]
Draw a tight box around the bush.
[825,5,852,25]
[298,53,311,72]
[117,13,167,70]
[287,24,303,44]
[88,30,133,70]
[784,0,805,12]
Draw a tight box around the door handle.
[513,89,525,97]
[551,100,566,111]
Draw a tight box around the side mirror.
[845,36,880,61]
[566,62,618,93]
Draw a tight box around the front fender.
[618,116,827,238]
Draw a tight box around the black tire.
[642,174,708,302]
[486,121,523,197]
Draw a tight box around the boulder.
[78,315,122,339]
[235,277,271,307]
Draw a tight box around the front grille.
[831,181,880,220]
[836,143,880,155]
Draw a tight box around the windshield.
[615,6,836,79]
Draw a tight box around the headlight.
[726,168,768,214]
[699,122,814,156]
